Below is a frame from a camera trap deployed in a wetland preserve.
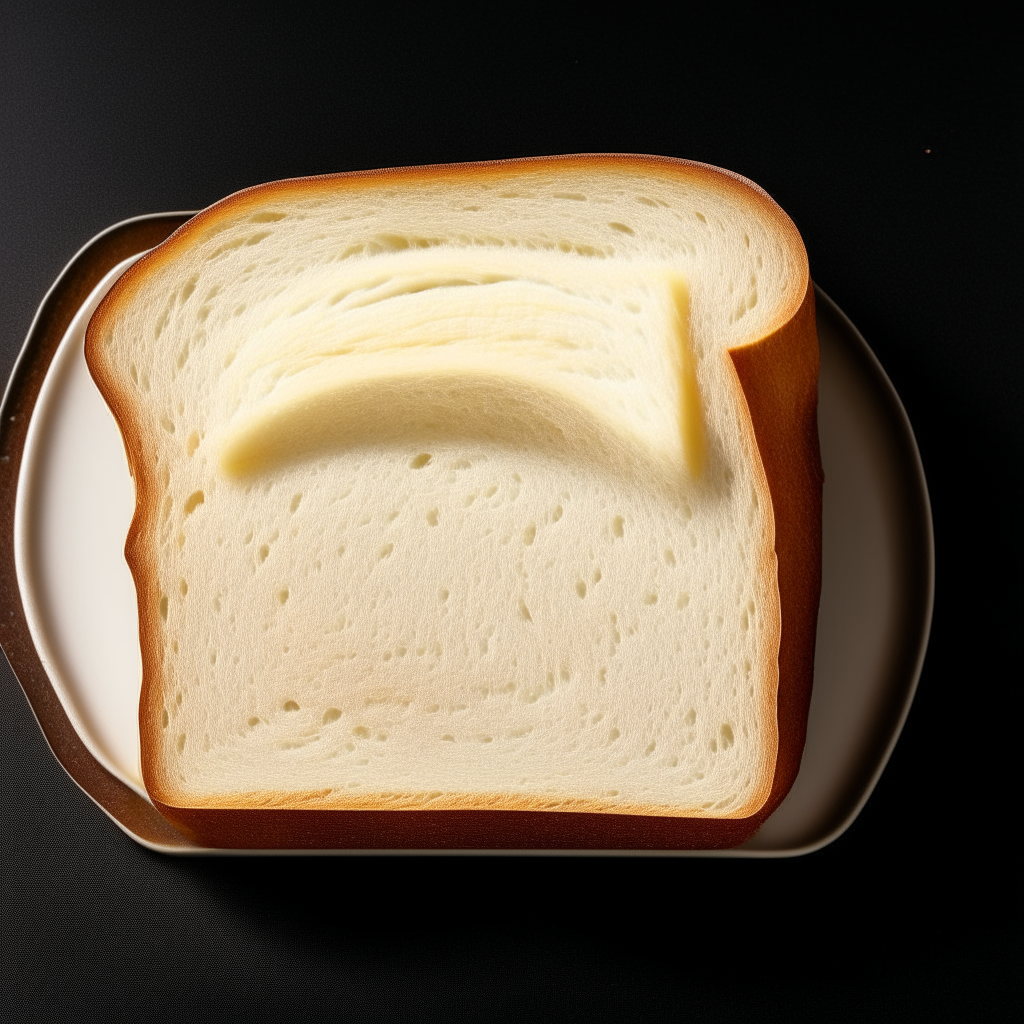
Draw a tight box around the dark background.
[1,6,1018,1020]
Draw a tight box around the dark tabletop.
[1,7,1017,1021]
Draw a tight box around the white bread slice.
[85,156,822,849]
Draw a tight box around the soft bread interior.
[88,160,799,817]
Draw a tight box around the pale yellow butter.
[215,251,703,481]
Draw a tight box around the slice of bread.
[85,155,822,849]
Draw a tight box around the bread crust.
[86,155,821,849]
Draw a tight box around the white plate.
[5,218,934,854]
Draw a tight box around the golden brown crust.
[143,785,760,818]
[85,156,821,849]
[152,800,783,850]
[89,154,808,348]
[729,282,822,826]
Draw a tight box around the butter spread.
[215,252,703,480]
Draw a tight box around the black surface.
[1,7,1018,1020]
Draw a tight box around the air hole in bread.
[183,491,204,516]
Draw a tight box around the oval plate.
[0,214,934,855]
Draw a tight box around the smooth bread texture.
[86,156,821,848]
